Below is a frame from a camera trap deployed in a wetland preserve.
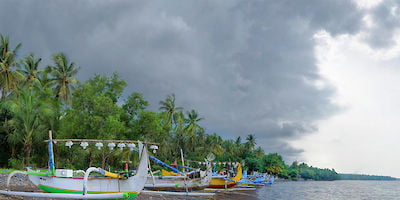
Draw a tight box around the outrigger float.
[1,131,154,199]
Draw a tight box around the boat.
[207,162,242,189]
[143,154,213,192]
[4,131,155,199]
[239,171,275,186]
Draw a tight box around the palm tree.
[184,109,204,136]
[184,109,204,151]
[4,89,52,166]
[174,111,185,149]
[47,53,79,104]
[18,54,42,89]
[159,94,183,125]
[235,136,242,146]
[0,34,23,98]
[245,134,256,151]
[205,133,225,156]
[254,146,264,158]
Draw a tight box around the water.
[255,180,400,200]
[3,180,400,199]
[136,180,400,200]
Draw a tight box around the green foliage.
[132,110,164,141]
[339,173,397,180]
[18,54,42,89]
[4,89,53,166]
[245,156,263,172]
[0,34,23,97]
[291,161,340,181]
[159,94,183,127]
[263,153,285,176]
[288,168,299,179]
[46,53,80,104]
[58,73,127,140]
[8,158,23,170]
[123,92,149,120]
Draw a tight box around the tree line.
[0,33,338,181]
[339,174,396,181]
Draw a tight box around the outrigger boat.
[145,165,212,192]
[208,162,242,189]
[142,152,213,192]
[239,171,275,186]
[2,131,155,199]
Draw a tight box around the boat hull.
[28,175,141,195]
[207,162,242,189]
[208,177,237,188]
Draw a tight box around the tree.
[300,169,316,180]
[159,94,183,126]
[254,146,264,158]
[47,53,79,104]
[0,34,23,97]
[123,92,149,120]
[245,134,256,151]
[205,133,225,156]
[235,136,242,146]
[263,153,285,175]
[133,110,163,141]
[18,54,42,89]
[245,157,263,173]
[184,110,203,135]
[287,168,299,180]
[184,109,204,150]
[58,73,126,168]
[4,89,52,166]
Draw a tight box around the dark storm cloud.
[0,0,366,160]
[364,0,400,48]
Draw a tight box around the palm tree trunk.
[25,142,32,167]
[10,145,16,158]
[88,151,93,167]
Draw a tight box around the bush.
[8,158,24,170]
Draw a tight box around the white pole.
[180,149,185,173]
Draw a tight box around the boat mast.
[48,130,55,176]
[180,149,185,173]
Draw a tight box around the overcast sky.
[2,0,400,176]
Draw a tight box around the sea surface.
[254,180,400,200]
[137,180,400,200]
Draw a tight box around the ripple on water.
[256,180,400,200]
